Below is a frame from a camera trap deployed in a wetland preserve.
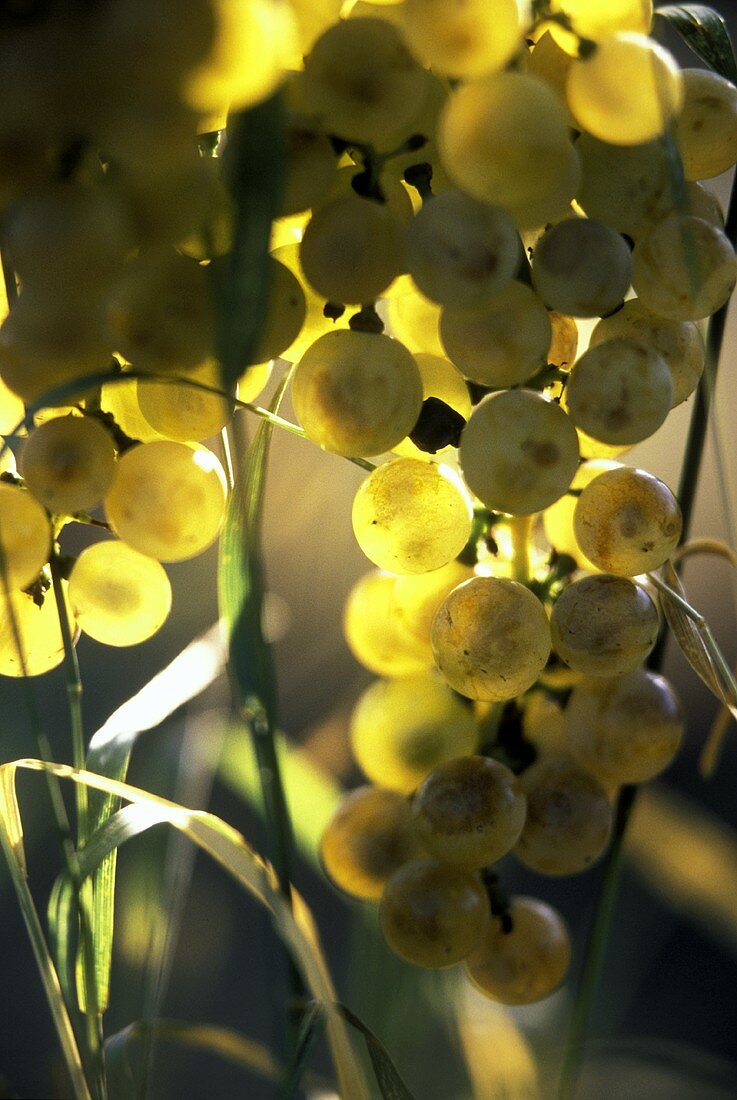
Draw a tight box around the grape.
[550,0,653,51]
[311,162,414,226]
[550,574,659,676]
[406,190,521,310]
[0,483,51,590]
[292,330,422,457]
[531,218,632,318]
[438,72,579,228]
[522,691,568,757]
[431,577,551,702]
[566,34,682,146]
[565,669,683,784]
[632,215,737,322]
[392,353,472,461]
[589,298,704,407]
[69,540,172,647]
[683,181,724,228]
[459,390,579,516]
[250,257,308,364]
[576,134,681,240]
[565,338,673,446]
[675,69,737,181]
[19,414,116,515]
[105,441,227,562]
[524,32,575,124]
[352,458,472,574]
[271,243,349,363]
[350,670,479,794]
[279,112,338,218]
[379,859,489,968]
[573,466,682,576]
[413,756,526,870]
[100,379,164,444]
[320,785,424,901]
[385,279,445,358]
[179,156,234,260]
[0,375,24,435]
[237,361,273,404]
[543,460,621,566]
[576,427,633,462]
[343,570,433,677]
[465,896,571,1004]
[300,194,402,305]
[392,559,474,646]
[0,584,71,678]
[398,0,520,78]
[440,283,551,388]
[300,18,427,146]
[548,311,579,371]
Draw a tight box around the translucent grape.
[380,859,489,968]
[19,414,116,515]
[531,218,632,318]
[398,0,520,79]
[459,390,579,516]
[632,214,737,322]
[565,338,673,446]
[549,0,653,51]
[413,756,526,870]
[524,32,574,124]
[0,375,24,435]
[465,897,571,1004]
[138,359,234,443]
[385,280,444,357]
[320,785,424,900]
[0,585,70,677]
[431,577,551,702]
[279,112,338,218]
[589,298,704,407]
[350,670,479,794]
[675,69,737,181]
[69,540,172,647]
[565,669,684,784]
[566,34,683,146]
[576,134,680,239]
[550,574,659,676]
[251,257,307,364]
[352,458,472,574]
[392,559,475,646]
[343,570,433,677]
[271,243,349,363]
[548,311,579,371]
[0,483,51,590]
[393,354,472,461]
[105,441,227,562]
[440,283,551,388]
[522,692,568,757]
[543,459,621,566]
[237,361,273,404]
[292,330,422,457]
[100,379,164,444]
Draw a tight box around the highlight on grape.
[1,1,736,1098]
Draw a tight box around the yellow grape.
[0,584,71,677]
[675,69,737,181]
[543,458,621,566]
[531,217,632,318]
[576,133,680,240]
[251,257,307,364]
[237,361,273,404]
[100,379,164,443]
[69,540,172,647]
[392,354,472,461]
[392,559,474,646]
[279,112,338,218]
[548,310,579,371]
[343,570,433,676]
[524,32,575,125]
[385,278,445,358]
[137,359,234,443]
[549,0,653,52]
[398,0,521,79]
[350,670,479,794]
[19,414,116,514]
[550,574,659,675]
[522,691,568,757]
[270,243,349,363]
[0,483,51,589]
[0,375,24,435]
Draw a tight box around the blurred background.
[2,5,737,1100]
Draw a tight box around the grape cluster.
[0,0,732,1009]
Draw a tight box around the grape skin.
[20,414,117,515]
[0,585,70,677]
[531,217,632,319]
[575,134,680,240]
[550,574,659,676]
[343,570,433,677]
[543,458,621,567]
[675,69,737,181]
[0,483,51,590]
[69,540,172,647]
[398,0,521,79]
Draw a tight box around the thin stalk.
[508,514,534,584]
[557,179,737,1098]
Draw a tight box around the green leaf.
[338,1003,417,1100]
[656,5,737,82]
[283,1001,324,1099]
[215,94,284,389]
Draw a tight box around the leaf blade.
[655,5,737,82]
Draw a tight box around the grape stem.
[508,514,534,584]
[557,171,737,1100]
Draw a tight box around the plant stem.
[508,514,534,584]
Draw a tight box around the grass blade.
[338,1002,417,1100]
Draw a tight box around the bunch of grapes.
[0,0,734,1013]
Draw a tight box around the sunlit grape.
[543,459,621,567]
[675,69,737,181]
[531,218,632,318]
[392,559,474,646]
[343,570,433,676]
[398,0,521,79]
[385,279,445,358]
[550,574,659,676]
[69,540,172,647]
[549,0,653,52]
[392,354,472,461]
[0,483,51,590]
[0,585,71,677]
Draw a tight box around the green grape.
[292,330,422,457]
[522,691,568,757]
[564,669,683,784]
[279,111,338,218]
[311,162,415,225]
[576,426,633,462]
[550,574,659,676]
[566,34,682,146]
[406,190,521,310]
[675,69,737,181]
[632,214,737,322]
[352,458,473,574]
[385,278,445,357]
[320,785,424,901]
[465,896,571,1004]
[300,18,427,146]
[576,134,681,240]
[413,756,526,870]
[105,441,227,562]
[350,670,479,794]
[0,374,24,435]
[100,378,164,443]
[393,353,472,461]
[19,414,116,515]
[459,390,579,516]
[300,194,403,305]
[524,32,575,124]
[589,298,704,407]
[251,256,307,364]
[439,72,580,229]
[573,466,682,576]
[343,570,433,676]
[682,181,724,228]
[543,458,621,567]
[0,483,51,590]
[237,361,273,404]
[107,249,214,374]
[398,0,521,79]
[548,310,579,371]
[380,858,489,968]
[178,155,234,260]
[392,559,475,646]
[549,0,653,51]
[515,754,612,875]
[0,584,71,677]
[440,283,551,388]
[565,338,673,446]
[431,576,551,702]
[270,243,349,362]
[69,540,172,647]
[531,218,632,318]
[138,359,234,443]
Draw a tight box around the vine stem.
[557,178,737,1099]
[508,514,535,584]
